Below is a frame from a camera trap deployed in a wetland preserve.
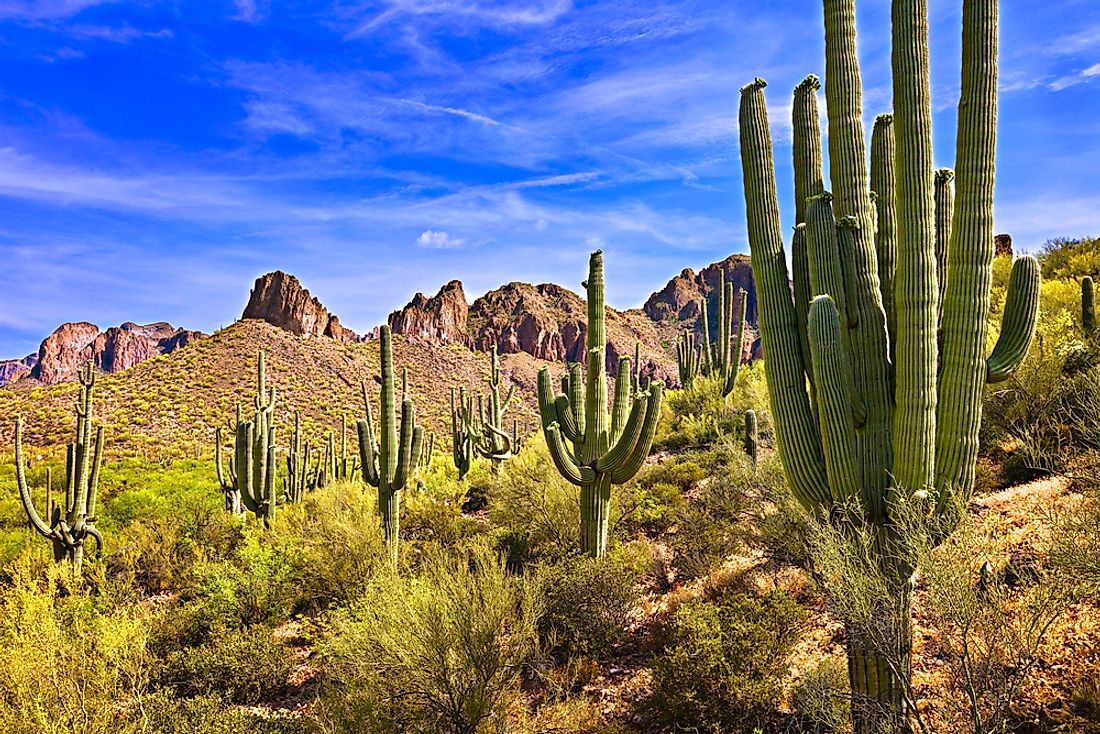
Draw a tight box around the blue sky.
[0,0,1097,358]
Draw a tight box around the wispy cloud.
[415,229,465,248]
[347,0,574,38]
[0,0,113,21]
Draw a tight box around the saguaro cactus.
[451,386,478,479]
[478,349,515,474]
[284,411,316,503]
[744,409,758,465]
[215,404,244,513]
[358,325,423,561]
[699,271,748,397]
[676,331,700,389]
[737,0,1040,728]
[234,351,278,526]
[537,251,664,557]
[15,361,105,570]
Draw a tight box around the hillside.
[0,319,547,456]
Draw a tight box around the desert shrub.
[794,657,851,733]
[317,546,539,734]
[535,547,645,661]
[1039,236,1100,280]
[0,553,154,734]
[269,481,388,611]
[617,456,703,536]
[144,692,311,733]
[158,625,292,704]
[510,693,628,734]
[488,433,579,568]
[171,530,297,643]
[401,474,481,549]
[654,363,771,453]
[645,589,806,733]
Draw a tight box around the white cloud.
[415,230,466,249]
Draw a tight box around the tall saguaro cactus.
[358,325,423,561]
[537,251,664,557]
[738,0,1040,729]
[15,361,105,570]
[235,351,278,526]
[700,271,748,397]
[676,331,700,389]
[478,349,515,474]
[451,386,478,479]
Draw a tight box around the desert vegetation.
[1,1,1098,734]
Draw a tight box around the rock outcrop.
[25,321,203,385]
[388,280,469,346]
[242,271,356,342]
[995,233,1013,259]
[644,254,757,325]
[0,354,37,386]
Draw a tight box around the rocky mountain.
[387,280,469,346]
[242,271,358,342]
[0,321,206,387]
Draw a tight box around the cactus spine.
[358,325,423,561]
[15,361,104,569]
[676,331,700,389]
[1084,276,1096,336]
[744,409,758,465]
[737,0,1040,727]
[537,251,664,557]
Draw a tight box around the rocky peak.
[242,271,356,342]
[0,354,38,387]
[388,280,469,346]
[645,254,757,325]
[23,321,203,386]
[995,233,1013,259]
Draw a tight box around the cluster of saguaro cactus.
[743,409,758,465]
[450,386,478,479]
[320,415,357,486]
[220,351,279,525]
[738,0,1040,728]
[16,361,105,570]
[284,411,319,503]
[676,331,700,389]
[537,251,664,557]
[358,325,423,561]
[695,272,748,397]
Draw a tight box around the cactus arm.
[216,426,230,491]
[935,168,956,323]
[609,383,663,484]
[792,225,815,390]
[699,296,712,375]
[357,419,380,487]
[596,393,647,474]
[808,296,859,504]
[986,256,1041,383]
[1082,276,1095,335]
[806,193,851,337]
[610,356,631,442]
[378,327,398,488]
[392,399,416,490]
[86,425,104,519]
[723,289,748,396]
[409,425,424,477]
[891,0,939,500]
[554,395,583,444]
[870,114,898,356]
[567,363,585,440]
[934,0,1000,500]
[238,422,261,514]
[15,417,57,540]
[86,524,103,554]
[744,410,759,464]
[536,369,559,429]
[740,79,829,511]
[544,425,595,486]
[264,440,276,523]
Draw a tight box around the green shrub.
[794,657,851,733]
[535,548,644,661]
[645,590,806,733]
[144,692,311,734]
[158,625,292,704]
[317,546,539,734]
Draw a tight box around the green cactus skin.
[419,430,435,472]
[743,409,758,465]
[871,114,898,365]
[698,271,748,397]
[676,331,700,389]
[738,0,1040,726]
[235,351,278,526]
[793,74,825,393]
[358,325,423,562]
[451,386,477,480]
[15,361,105,570]
[1083,276,1096,336]
[536,251,664,558]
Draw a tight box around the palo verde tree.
[15,361,105,570]
[536,250,664,557]
[738,0,1040,730]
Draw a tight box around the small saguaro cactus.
[284,411,315,503]
[477,348,515,474]
[676,331,700,389]
[738,0,1041,727]
[451,386,478,479]
[16,361,105,570]
[699,271,748,397]
[358,325,424,560]
[537,250,664,557]
[419,430,435,472]
[235,351,279,526]
[744,409,758,465]
[215,404,244,513]
[1083,276,1096,337]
